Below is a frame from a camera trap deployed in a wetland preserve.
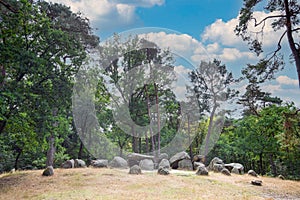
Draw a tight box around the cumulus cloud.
[46,0,164,30]
[276,76,298,86]
[201,11,285,48]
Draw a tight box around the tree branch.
[251,15,286,27]
[0,0,18,13]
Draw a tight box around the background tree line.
[0,0,299,180]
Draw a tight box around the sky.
[48,0,300,108]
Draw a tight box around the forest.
[0,0,299,180]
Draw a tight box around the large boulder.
[169,151,190,169]
[193,162,205,169]
[109,156,128,169]
[207,157,224,171]
[158,153,169,163]
[129,165,142,175]
[224,163,244,174]
[158,166,170,175]
[193,155,205,163]
[158,159,170,169]
[90,159,108,168]
[221,168,231,176]
[42,166,54,176]
[196,166,209,176]
[61,159,75,169]
[231,167,240,175]
[74,159,86,168]
[178,159,193,171]
[139,159,154,171]
[213,164,224,172]
[248,170,258,177]
[127,153,154,167]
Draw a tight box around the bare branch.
[265,30,287,61]
[0,0,18,13]
[251,15,286,27]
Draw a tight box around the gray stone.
[193,155,205,163]
[196,166,209,176]
[224,163,244,174]
[178,159,193,171]
[109,156,128,169]
[91,159,108,168]
[158,153,169,162]
[42,166,54,176]
[61,159,75,169]
[74,159,86,168]
[158,159,170,169]
[129,165,142,175]
[248,170,258,177]
[169,151,190,169]
[139,159,154,171]
[213,163,224,172]
[251,180,262,186]
[221,168,231,176]
[158,167,170,175]
[231,167,240,174]
[127,153,154,167]
[278,175,285,180]
[193,162,205,169]
[208,157,224,171]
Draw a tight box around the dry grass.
[0,168,299,200]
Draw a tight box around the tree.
[235,0,300,86]
[0,0,99,167]
[189,59,238,161]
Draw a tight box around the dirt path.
[0,168,299,200]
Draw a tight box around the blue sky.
[48,0,300,107]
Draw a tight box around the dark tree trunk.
[14,148,22,170]
[284,0,300,87]
[259,152,263,175]
[46,133,55,167]
[78,141,84,159]
[269,153,277,176]
[154,83,161,155]
[187,115,193,161]
[0,120,6,134]
[131,126,138,152]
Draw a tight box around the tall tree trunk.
[46,108,58,167]
[269,153,277,176]
[14,148,22,170]
[145,85,155,154]
[259,152,263,175]
[145,131,149,154]
[187,115,193,161]
[154,83,161,155]
[131,125,138,152]
[203,104,217,162]
[46,133,55,167]
[78,141,84,159]
[284,0,300,87]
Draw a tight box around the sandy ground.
[0,168,299,200]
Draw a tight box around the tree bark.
[187,115,193,161]
[46,133,55,167]
[284,0,300,87]
[203,104,217,161]
[14,148,22,170]
[154,83,161,155]
[78,141,83,159]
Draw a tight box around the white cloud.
[201,11,285,49]
[276,76,298,86]
[46,0,164,30]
